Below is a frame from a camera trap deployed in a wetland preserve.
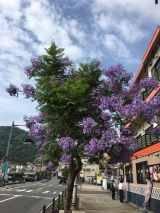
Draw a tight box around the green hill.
[0,126,39,164]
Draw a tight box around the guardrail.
[41,189,66,213]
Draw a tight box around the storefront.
[125,143,160,213]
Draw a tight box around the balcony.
[135,125,160,151]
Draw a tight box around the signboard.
[148,164,160,182]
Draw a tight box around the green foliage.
[25,42,104,168]
[0,126,39,164]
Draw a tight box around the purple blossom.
[21,83,37,99]
[24,57,39,78]
[58,137,76,151]
[83,118,98,134]
[6,84,19,97]
[36,141,43,150]
[102,64,133,94]
[6,54,160,165]
[45,161,54,172]
[23,115,36,128]
[60,154,71,163]
[121,127,134,136]
[84,138,104,154]
[139,77,159,90]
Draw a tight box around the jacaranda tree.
[6,42,160,212]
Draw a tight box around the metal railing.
[41,189,66,213]
[135,125,160,151]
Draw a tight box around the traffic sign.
[23,138,33,144]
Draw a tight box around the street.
[0,177,67,213]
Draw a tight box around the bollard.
[42,205,46,213]
[62,191,64,205]
[71,183,78,210]
[58,193,61,211]
[52,198,55,213]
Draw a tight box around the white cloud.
[94,14,147,43]
[0,0,22,21]
[0,0,160,129]
[65,45,85,61]
[104,34,131,59]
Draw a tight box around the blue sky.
[0,0,160,130]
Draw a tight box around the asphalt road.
[0,177,67,213]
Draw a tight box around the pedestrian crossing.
[3,188,58,195]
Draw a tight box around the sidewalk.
[61,183,153,213]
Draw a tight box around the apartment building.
[80,155,99,182]
[124,26,160,213]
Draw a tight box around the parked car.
[59,176,67,184]
[24,173,35,182]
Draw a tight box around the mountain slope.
[0,126,39,164]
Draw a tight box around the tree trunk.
[64,156,82,213]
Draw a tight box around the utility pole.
[2,121,26,185]
[6,121,14,158]
[2,121,14,183]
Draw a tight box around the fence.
[41,189,66,213]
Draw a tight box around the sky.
[0,0,160,131]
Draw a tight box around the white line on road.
[52,191,57,194]
[16,189,27,192]
[42,191,50,194]
[25,190,34,192]
[14,182,42,189]
[0,195,20,203]
[0,194,53,200]
[36,188,43,190]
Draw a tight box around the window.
[92,169,95,171]
[153,58,160,80]
[136,161,149,184]
[155,57,160,70]
[86,168,91,172]
[125,165,133,183]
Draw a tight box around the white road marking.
[36,188,43,190]
[16,189,27,192]
[14,182,42,189]
[0,194,52,199]
[25,190,34,192]
[42,191,50,194]
[52,191,57,194]
[0,195,20,203]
